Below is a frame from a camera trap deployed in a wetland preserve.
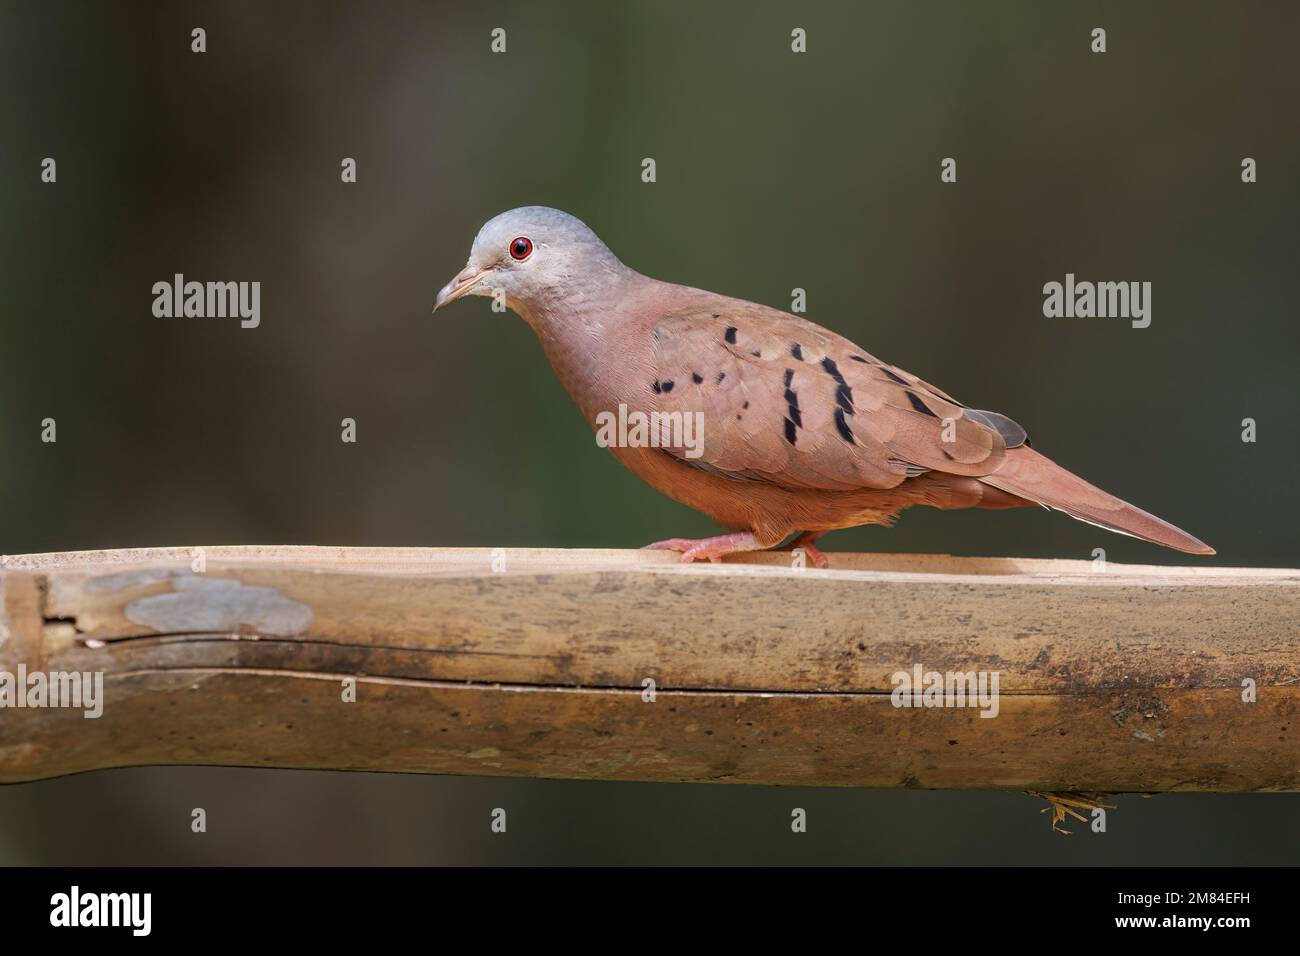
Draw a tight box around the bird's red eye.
[509,236,533,260]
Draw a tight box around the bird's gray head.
[434,206,628,316]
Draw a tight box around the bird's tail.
[979,446,1215,555]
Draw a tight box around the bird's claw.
[642,533,762,564]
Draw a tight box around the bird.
[434,206,1213,567]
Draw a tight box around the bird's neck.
[515,269,650,421]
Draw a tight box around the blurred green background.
[1,0,1297,864]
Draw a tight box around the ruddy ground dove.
[435,206,1213,567]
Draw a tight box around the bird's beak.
[434,264,488,312]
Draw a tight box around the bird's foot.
[642,532,764,564]
[784,532,829,569]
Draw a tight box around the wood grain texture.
[1,546,1297,790]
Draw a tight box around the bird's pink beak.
[434,264,488,312]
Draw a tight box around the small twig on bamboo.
[1027,791,1116,834]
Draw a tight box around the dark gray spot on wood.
[125,577,313,637]
[86,568,177,593]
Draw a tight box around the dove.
[435,206,1213,567]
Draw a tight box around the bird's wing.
[645,301,1013,491]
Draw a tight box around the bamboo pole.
[0,546,1296,790]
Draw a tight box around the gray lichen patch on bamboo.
[124,577,313,636]
[86,568,177,593]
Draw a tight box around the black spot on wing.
[716,371,726,384]
[661,380,674,393]
[791,343,804,361]
[724,326,737,344]
[783,386,802,428]
[833,408,855,444]
[883,368,909,386]
[905,390,936,416]
[835,385,854,415]
[691,372,703,384]
[651,381,661,394]
[784,417,798,445]
[821,357,855,415]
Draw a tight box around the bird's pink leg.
[642,532,765,564]
[786,532,830,569]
